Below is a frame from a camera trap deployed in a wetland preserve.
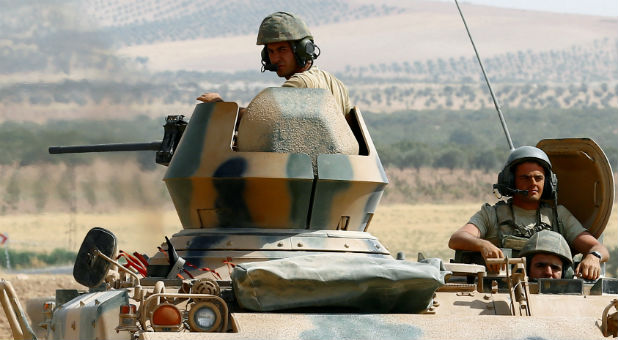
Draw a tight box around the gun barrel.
[49,141,162,154]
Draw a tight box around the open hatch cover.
[537,138,614,238]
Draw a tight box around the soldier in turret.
[448,146,608,280]
[197,11,351,117]
[519,230,573,280]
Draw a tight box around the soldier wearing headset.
[198,11,351,118]
[448,146,608,280]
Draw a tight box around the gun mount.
[48,115,187,166]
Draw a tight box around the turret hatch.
[537,138,614,238]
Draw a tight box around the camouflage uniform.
[468,200,586,251]
[282,66,352,116]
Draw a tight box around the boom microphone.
[511,188,529,196]
[262,63,278,72]
[492,184,528,197]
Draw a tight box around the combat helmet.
[519,230,573,267]
[494,146,557,199]
[257,12,313,45]
[257,12,319,71]
[519,230,573,279]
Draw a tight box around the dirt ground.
[0,274,84,339]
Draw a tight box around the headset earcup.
[542,171,558,199]
[261,46,270,65]
[303,39,315,56]
[293,38,317,67]
[496,169,510,196]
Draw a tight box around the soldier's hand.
[575,254,601,280]
[197,92,223,103]
[480,241,505,273]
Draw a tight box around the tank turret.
[148,87,390,278]
[46,87,390,281]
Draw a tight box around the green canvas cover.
[231,254,448,313]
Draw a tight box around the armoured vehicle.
[2,3,618,339]
[1,85,617,340]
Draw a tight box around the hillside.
[84,0,618,72]
[0,0,617,121]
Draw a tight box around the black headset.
[261,38,320,72]
[495,159,558,200]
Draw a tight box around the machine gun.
[48,115,187,166]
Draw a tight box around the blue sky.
[435,0,618,17]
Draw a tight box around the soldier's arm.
[572,231,609,280]
[196,94,246,121]
[449,224,504,272]
[197,92,223,102]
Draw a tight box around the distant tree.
[33,171,49,212]
[81,180,97,207]
[554,86,565,97]
[580,83,588,93]
[448,130,478,146]
[108,178,125,205]
[601,83,608,92]
[56,167,76,209]
[4,171,21,211]
[403,148,432,172]
[136,151,157,171]
[472,151,499,173]
[434,149,465,172]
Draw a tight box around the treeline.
[348,82,618,112]
[0,107,615,214]
[342,38,618,84]
[85,0,403,47]
[0,162,168,214]
[0,107,615,170]
[0,248,76,269]
[377,142,505,173]
[369,107,618,171]
[0,117,163,167]
[3,78,616,115]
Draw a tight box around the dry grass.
[1,202,615,261]
[0,210,179,254]
[371,203,618,262]
[370,203,482,260]
[382,168,498,204]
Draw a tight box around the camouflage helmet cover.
[519,230,573,266]
[256,11,313,45]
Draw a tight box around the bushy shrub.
[0,248,76,269]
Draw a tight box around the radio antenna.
[454,0,515,150]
